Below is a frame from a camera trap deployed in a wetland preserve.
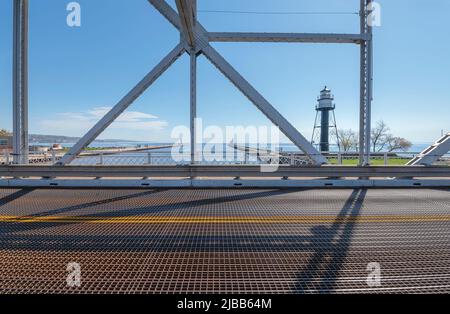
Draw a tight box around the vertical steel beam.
[359,0,373,166]
[189,1,197,164]
[358,1,366,166]
[366,0,373,165]
[190,51,197,164]
[366,19,373,164]
[13,0,29,165]
[12,0,19,164]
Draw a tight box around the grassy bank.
[327,158,409,166]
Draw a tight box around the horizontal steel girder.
[1,165,449,178]
[208,32,368,44]
[1,178,449,188]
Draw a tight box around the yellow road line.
[0,215,450,224]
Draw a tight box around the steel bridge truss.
[11,0,375,167]
[407,133,450,166]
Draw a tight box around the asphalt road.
[0,188,449,294]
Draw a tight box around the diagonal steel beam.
[208,32,367,44]
[149,0,208,52]
[175,0,196,47]
[57,43,186,165]
[202,44,327,165]
[407,133,450,166]
[147,0,181,30]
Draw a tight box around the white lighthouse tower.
[311,86,340,152]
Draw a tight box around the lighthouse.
[311,86,340,152]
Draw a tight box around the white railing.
[70,151,263,166]
[279,151,450,166]
[1,150,449,166]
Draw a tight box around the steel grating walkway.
[0,188,449,294]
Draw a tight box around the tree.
[386,135,412,152]
[371,120,390,152]
[337,129,358,152]
[0,129,11,136]
[370,121,412,152]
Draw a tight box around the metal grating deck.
[0,188,449,294]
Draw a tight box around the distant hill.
[29,134,137,144]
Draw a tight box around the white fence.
[1,150,449,166]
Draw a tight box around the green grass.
[327,158,409,166]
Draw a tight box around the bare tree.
[370,121,413,153]
[371,120,390,152]
[386,135,412,152]
[337,129,358,152]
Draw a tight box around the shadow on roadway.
[293,188,367,293]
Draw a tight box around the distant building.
[49,144,63,151]
[0,136,11,146]
[0,135,13,154]
[30,145,50,153]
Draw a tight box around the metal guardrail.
[2,150,449,166]
[70,151,450,166]
[282,151,450,166]
[1,165,449,178]
[1,151,63,165]
[70,152,263,166]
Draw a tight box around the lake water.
[30,141,434,153]
[28,141,449,165]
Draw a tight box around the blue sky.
[0,0,449,143]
